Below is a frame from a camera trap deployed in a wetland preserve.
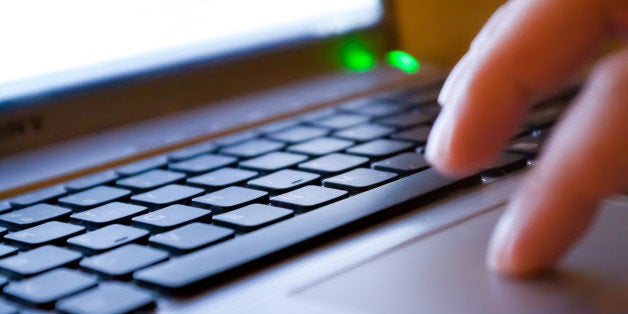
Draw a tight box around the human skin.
[424,0,628,277]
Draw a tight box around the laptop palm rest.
[295,198,628,314]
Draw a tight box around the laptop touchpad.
[294,199,628,314]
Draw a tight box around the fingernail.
[486,206,518,272]
[425,107,454,166]
[438,53,471,106]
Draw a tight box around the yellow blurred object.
[393,0,504,67]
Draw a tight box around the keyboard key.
[187,168,258,189]
[167,142,216,161]
[131,184,204,208]
[297,153,368,175]
[334,123,395,142]
[116,156,168,176]
[214,131,259,147]
[70,202,147,229]
[213,204,293,232]
[372,152,430,174]
[0,245,82,278]
[390,125,432,144]
[0,204,71,230]
[266,126,329,143]
[80,244,168,278]
[9,186,66,208]
[340,101,405,118]
[393,87,441,106]
[310,113,370,130]
[297,108,336,122]
[131,205,211,232]
[116,169,185,190]
[346,139,414,159]
[5,221,85,249]
[506,135,546,157]
[0,202,10,214]
[0,228,6,237]
[219,139,285,158]
[65,171,118,191]
[0,298,16,314]
[377,110,436,128]
[67,224,149,255]
[248,169,320,193]
[257,119,299,134]
[57,282,154,314]
[482,153,528,176]
[4,268,97,306]
[192,187,268,213]
[239,152,308,172]
[0,245,17,259]
[323,168,398,193]
[168,154,237,174]
[270,185,347,211]
[287,137,354,156]
[525,100,568,129]
[59,186,131,210]
[149,223,234,254]
[134,168,480,291]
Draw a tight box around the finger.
[487,48,628,277]
[426,0,621,175]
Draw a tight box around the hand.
[425,0,628,277]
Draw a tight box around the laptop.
[1,1,626,313]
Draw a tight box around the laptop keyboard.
[0,82,573,313]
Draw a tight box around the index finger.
[425,0,622,175]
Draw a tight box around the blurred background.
[393,0,504,67]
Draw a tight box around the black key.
[192,187,268,213]
[372,152,430,174]
[340,100,405,118]
[213,204,293,232]
[149,223,234,254]
[298,153,368,175]
[70,202,147,229]
[4,268,97,306]
[506,135,545,157]
[297,108,336,122]
[390,125,432,144]
[334,123,395,142]
[323,168,398,193]
[131,205,211,232]
[116,156,168,176]
[377,110,435,128]
[0,202,10,214]
[287,137,354,156]
[239,152,308,172]
[310,113,370,130]
[167,142,216,161]
[214,130,259,147]
[482,153,528,176]
[168,154,237,174]
[0,298,16,314]
[133,168,479,291]
[4,221,85,249]
[0,245,17,259]
[0,204,71,230]
[80,244,168,278]
[248,169,320,193]
[131,184,204,208]
[65,171,118,191]
[9,186,66,208]
[58,186,131,210]
[57,282,154,314]
[67,224,149,255]
[116,169,185,190]
[346,139,414,159]
[0,245,82,278]
[266,126,329,143]
[270,185,347,211]
[257,119,299,134]
[187,168,258,189]
[219,139,285,158]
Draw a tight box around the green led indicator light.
[339,40,376,72]
[386,50,420,74]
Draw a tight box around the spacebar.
[133,168,479,291]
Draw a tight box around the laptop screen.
[0,0,382,105]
